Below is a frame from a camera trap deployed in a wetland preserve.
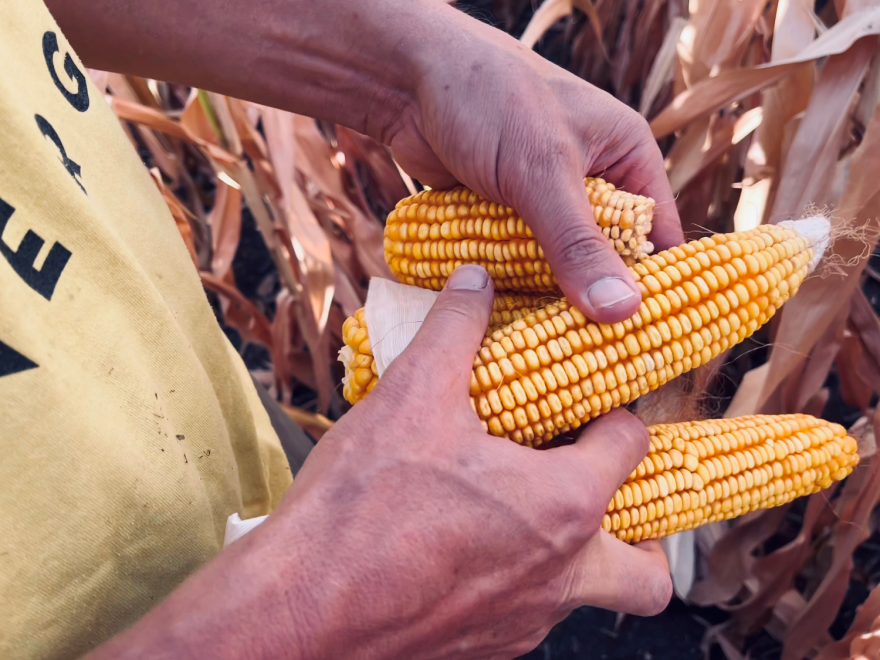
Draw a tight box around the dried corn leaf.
[181,89,223,146]
[850,288,880,386]
[782,449,880,659]
[815,584,880,659]
[836,332,875,412]
[702,623,748,660]
[768,590,809,642]
[280,404,334,440]
[107,74,180,182]
[689,505,790,605]
[148,168,198,266]
[290,114,391,282]
[108,95,236,165]
[573,0,608,63]
[756,89,880,411]
[724,493,831,624]
[732,0,816,226]
[87,68,108,92]
[775,307,847,414]
[723,363,770,418]
[334,126,410,214]
[521,0,573,49]
[209,181,242,280]
[641,17,688,117]
[769,38,875,220]
[259,108,335,334]
[667,107,761,193]
[651,8,880,137]
[688,0,767,84]
[200,272,274,349]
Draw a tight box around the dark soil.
[520,599,712,660]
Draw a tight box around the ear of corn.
[344,183,849,542]
[605,414,858,543]
[385,177,655,291]
[342,223,814,445]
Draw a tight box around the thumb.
[514,171,642,323]
[382,264,494,397]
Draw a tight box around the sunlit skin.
[44,0,686,657]
[47,0,683,324]
[85,267,672,660]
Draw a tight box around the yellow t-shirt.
[0,3,293,658]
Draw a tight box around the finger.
[382,264,494,398]
[564,532,672,615]
[512,168,642,323]
[598,132,684,251]
[558,409,650,503]
[390,128,459,190]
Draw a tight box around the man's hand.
[50,0,682,324]
[89,266,671,660]
[282,266,672,657]
[51,2,679,655]
[389,8,683,323]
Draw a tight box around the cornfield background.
[89,0,880,657]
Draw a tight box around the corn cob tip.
[779,215,830,274]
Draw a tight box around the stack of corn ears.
[339,179,858,542]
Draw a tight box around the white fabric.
[223,513,269,547]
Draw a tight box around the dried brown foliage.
[94,78,409,418]
[94,0,880,656]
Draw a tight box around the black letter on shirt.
[35,115,86,195]
[0,340,38,378]
[0,197,72,301]
[42,32,89,112]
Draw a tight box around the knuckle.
[641,571,673,615]
[594,410,651,463]
[377,357,422,394]
[579,486,610,531]
[597,106,653,157]
[616,107,651,140]
[623,551,673,616]
[514,632,547,657]
[517,119,570,163]
[432,296,486,326]
[619,415,651,455]
[549,226,614,272]
[371,361,435,411]
[554,482,605,544]
[500,130,574,200]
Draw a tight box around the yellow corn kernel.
[341,224,814,447]
[386,177,655,291]
[602,414,858,542]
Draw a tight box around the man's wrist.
[83,510,329,660]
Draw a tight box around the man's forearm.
[45,0,451,142]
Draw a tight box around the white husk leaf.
[779,215,831,273]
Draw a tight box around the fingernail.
[447,264,489,291]
[587,277,637,310]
